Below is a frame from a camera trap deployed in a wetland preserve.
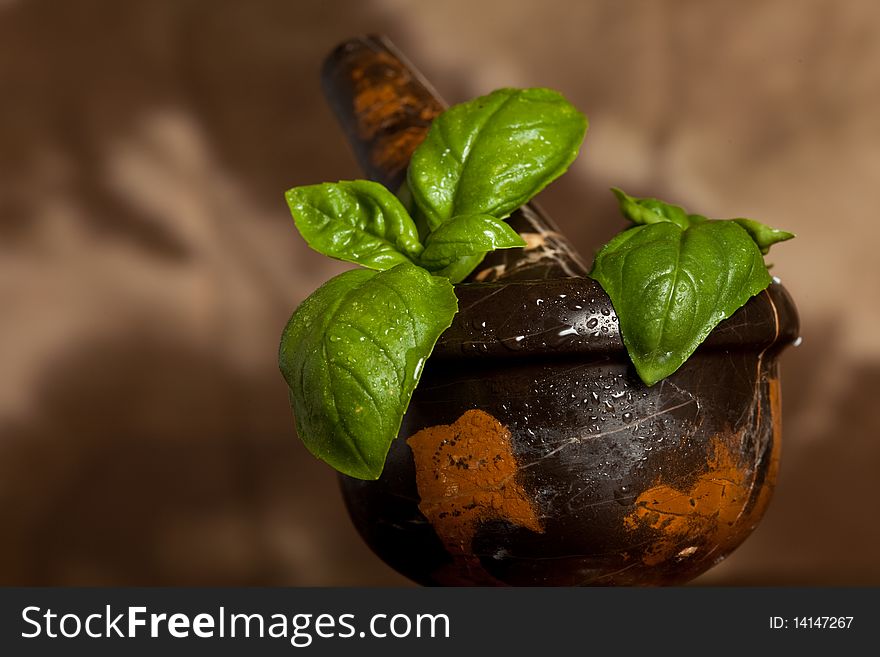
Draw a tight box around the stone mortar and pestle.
[317,35,799,586]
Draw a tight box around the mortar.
[321,35,799,586]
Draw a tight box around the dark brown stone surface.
[341,276,798,585]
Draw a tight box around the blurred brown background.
[1,0,878,585]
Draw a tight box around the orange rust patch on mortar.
[407,409,543,557]
[350,51,442,178]
[623,435,754,566]
[624,377,782,568]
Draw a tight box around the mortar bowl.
[340,276,799,586]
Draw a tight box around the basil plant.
[279,87,792,479]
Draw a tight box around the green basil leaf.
[611,188,795,254]
[733,218,796,255]
[418,213,526,283]
[285,180,423,270]
[610,187,692,229]
[408,87,587,228]
[279,263,457,479]
[590,220,771,386]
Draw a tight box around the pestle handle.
[321,35,589,281]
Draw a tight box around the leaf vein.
[337,321,404,385]
[321,338,372,470]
